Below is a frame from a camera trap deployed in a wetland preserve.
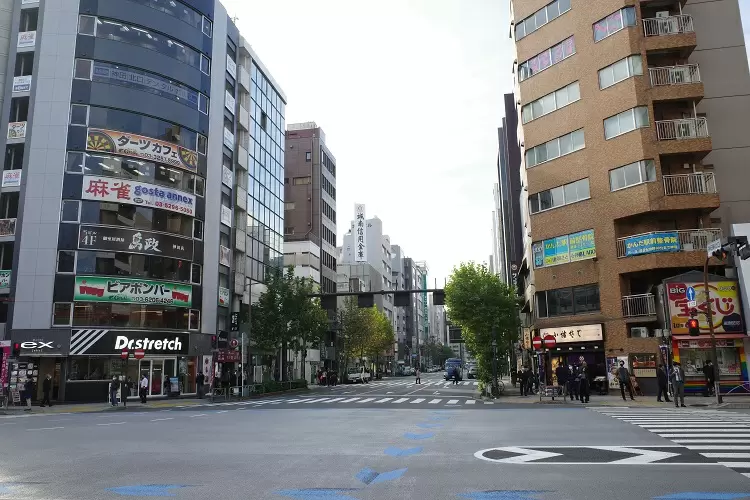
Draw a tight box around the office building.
[511,0,750,392]
[0,0,285,402]
[283,122,337,293]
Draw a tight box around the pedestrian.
[617,360,635,401]
[163,375,171,397]
[121,376,132,408]
[415,368,421,385]
[452,367,460,385]
[23,377,33,411]
[519,366,529,396]
[139,373,149,403]
[671,361,686,408]
[41,374,52,408]
[109,376,119,406]
[656,363,671,403]
[196,371,205,399]
[567,365,579,401]
[703,360,715,397]
[578,362,590,403]
[555,363,568,397]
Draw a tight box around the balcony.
[656,118,708,140]
[643,15,694,37]
[649,64,700,87]
[616,228,722,258]
[622,293,656,318]
[663,172,716,196]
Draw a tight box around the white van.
[346,366,371,384]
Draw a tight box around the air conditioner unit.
[630,327,650,338]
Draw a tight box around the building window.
[61,200,80,222]
[200,55,210,75]
[66,151,84,173]
[529,178,590,214]
[525,129,584,168]
[69,104,88,126]
[73,58,93,79]
[197,134,208,155]
[293,176,311,185]
[202,16,212,37]
[57,250,76,273]
[191,263,202,284]
[305,151,311,162]
[189,309,200,330]
[52,302,73,326]
[193,219,203,240]
[284,202,295,210]
[518,36,575,82]
[609,160,656,191]
[78,15,96,35]
[536,284,600,318]
[598,55,643,90]
[521,81,580,124]
[515,0,571,41]
[604,106,649,140]
[593,7,636,42]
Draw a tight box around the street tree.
[338,298,395,374]
[288,276,330,382]
[444,261,519,395]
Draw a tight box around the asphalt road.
[2,372,750,499]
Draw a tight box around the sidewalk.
[1,386,318,416]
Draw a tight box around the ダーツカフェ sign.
[78,225,194,261]
[74,276,192,307]
[70,329,190,356]
[86,128,198,172]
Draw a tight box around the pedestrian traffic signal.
[12,342,20,357]
[211,335,218,349]
[687,318,700,336]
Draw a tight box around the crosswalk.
[174,395,492,409]
[591,407,750,477]
[368,380,479,388]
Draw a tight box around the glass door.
[151,360,163,396]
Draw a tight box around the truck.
[346,366,371,384]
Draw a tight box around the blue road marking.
[105,484,188,497]
[655,494,750,500]
[404,431,435,440]
[416,422,443,429]
[458,491,551,499]
[275,488,360,499]
[355,467,407,485]
[0,485,13,494]
[384,446,423,457]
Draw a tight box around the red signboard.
[120,349,129,360]
[532,336,543,350]
[216,349,241,363]
[134,349,145,359]
[543,334,557,349]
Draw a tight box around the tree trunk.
[301,349,307,382]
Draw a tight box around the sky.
[222,0,513,285]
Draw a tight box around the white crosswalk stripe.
[590,407,750,477]
[365,379,480,388]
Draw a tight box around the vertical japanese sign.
[354,204,367,262]
[0,341,9,389]
[421,272,428,335]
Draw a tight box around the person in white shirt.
[139,374,149,403]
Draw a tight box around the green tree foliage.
[250,267,330,380]
[444,262,519,394]
[338,298,395,369]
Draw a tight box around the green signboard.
[0,270,10,291]
[74,276,192,307]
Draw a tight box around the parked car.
[467,366,477,379]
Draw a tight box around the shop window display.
[679,347,741,377]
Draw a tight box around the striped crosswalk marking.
[411,398,425,404]
[304,398,330,404]
[392,398,409,403]
[374,398,393,403]
[339,398,360,403]
[326,398,345,403]
[465,400,476,405]
[428,399,442,404]
[590,407,750,478]
[447,400,459,405]
[359,398,376,403]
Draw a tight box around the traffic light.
[687,318,700,336]
[712,247,729,261]
[211,335,218,349]
[218,330,229,348]
[12,342,20,357]
[433,290,445,306]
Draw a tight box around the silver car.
[467,366,477,379]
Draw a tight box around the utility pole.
[703,256,722,405]
[491,326,498,396]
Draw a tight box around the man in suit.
[656,364,671,403]
[671,361,687,408]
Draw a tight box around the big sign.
[667,281,744,335]
[75,276,192,307]
[86,128,198,172]
[81,175,195,216]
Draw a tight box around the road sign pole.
[704,256,722,404]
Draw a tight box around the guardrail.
[649,64,700,86]
[643,14,694,36]
[622,293,656,318]
[663,172,716,195]
[656,117,709,140]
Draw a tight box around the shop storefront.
[672,337,749,394]
[65,329,197,402]
[540,323,607,392]
[8,329,71,402]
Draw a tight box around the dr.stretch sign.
[81,175,195,216]
[78,225,193,261]
[69,329,189,356]
[74,276,192,307]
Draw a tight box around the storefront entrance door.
[137,359,176,396]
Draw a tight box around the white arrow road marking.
[592,446,680,464]
[474,447,563,464]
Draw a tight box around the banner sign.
[354,204,367,262]
[539,324,603,344]
[70,329,190,356]
[92,62,200,110]
[17,31,35,48]
[75,276,192,307]
[0,341,9,389]
[7,122,26,140]
[667,280,744,335]
[218,287,230,307]
[86,128,198,172]
[220,206,232,227]
[12,75,31,93]
[2,170,21,188]
[78,225,193,261]
[624,232,680,257]
[0,270,10,291]
[81,175,195,216]
[219,245,231,267]
[533,229,595,268]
